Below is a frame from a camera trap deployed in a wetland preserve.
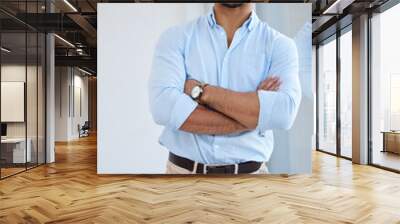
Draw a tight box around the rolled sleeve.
[169,93,198,130]
[257,90,278,132]
[256,34,301,132]
[148,27,197,130]
[257,90,300,132]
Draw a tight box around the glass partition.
[0,1,46,179]
[0,31,28,177]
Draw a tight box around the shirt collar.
[207,8,259,31]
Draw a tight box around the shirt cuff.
[169,93,198,130]
[257,90,278,133]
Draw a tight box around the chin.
[220,3,245,9]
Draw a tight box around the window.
[371,3,400,171]
[317,37,337,154]
[340,29,352,158]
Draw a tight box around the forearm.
[201,86,260,129]
[179,105,250,135]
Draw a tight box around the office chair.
[79,121,90,138]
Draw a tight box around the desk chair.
[79,121,90,138]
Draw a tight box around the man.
[149,3,301,174]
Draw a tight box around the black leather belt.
[168,152,263,174]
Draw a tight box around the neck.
[214,3,253,31]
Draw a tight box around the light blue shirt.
[149,9,301,164]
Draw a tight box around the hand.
[184,79,200,96]
[257,76,281,91]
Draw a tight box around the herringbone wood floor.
[1,135,400,224]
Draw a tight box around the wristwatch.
[190,81,208,101]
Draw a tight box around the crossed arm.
[179,77,281,135]
[149,28,300,135]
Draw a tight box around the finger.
[258,81,269,90]
[263,78,278,90]
[268,85,278,91]
[259,76,279,90]
[187,79,196,85]
[260,79,273,89]
[184,80,195,94]
[272,79,281,88]
[261,79,281,91]
[269,78,281,88]
[259,82,270,90]
[266,76,278,83]
[271,85,279,91]
[272,81,282,91]
[259,82,272,91]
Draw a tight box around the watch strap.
[197,81,208,103]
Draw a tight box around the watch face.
[191,86,201,99]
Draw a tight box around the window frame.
[367,1,400,173]
[315,24,353,161]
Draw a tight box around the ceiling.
[0,0,395,74]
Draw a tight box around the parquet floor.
[0,167,26,178]
[1,135,400,224]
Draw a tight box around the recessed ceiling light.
[1,47,11,53]
[63,0,78,12]
[322,0,355,15]
[78,67,93,76]
[54,34,75,48]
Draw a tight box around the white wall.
[71,73,89,138]
[55,67,89,141]
[55,67,69,141]
[98,3,312,174]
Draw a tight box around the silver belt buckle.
[203,164,208,174]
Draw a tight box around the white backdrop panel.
[98,4,207,173]
[98,3,312,174]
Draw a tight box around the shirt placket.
[221,27,247,87]
[212,26,247,162]
[211,26,227,161]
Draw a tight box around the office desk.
[381,131,400,154]
[1,138,32,164]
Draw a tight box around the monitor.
[1,123,7,137]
